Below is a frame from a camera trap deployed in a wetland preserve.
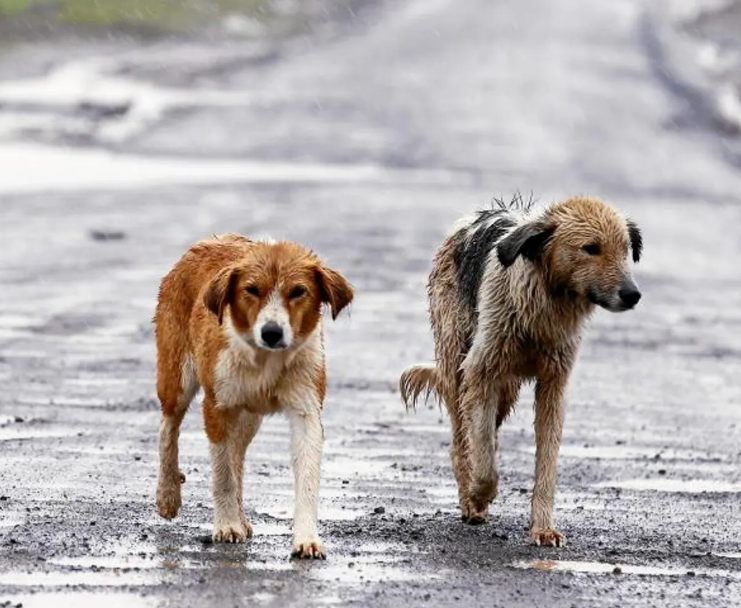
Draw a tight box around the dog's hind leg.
[529,375,567,547]
[446,399,472,520]
[458,374,494,524]
[461,377,519,524]
[156,351,199,520]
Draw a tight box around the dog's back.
[401,204,523,409]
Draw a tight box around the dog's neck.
[507,262,593,346]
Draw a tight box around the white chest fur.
[212,317,322,412]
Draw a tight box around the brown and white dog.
[400,195,642,547]
[154,233,353,559]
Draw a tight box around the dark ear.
[203,267,240,325]
[496,222,555,268]
[316,265,354,320]
[626,219,642,263]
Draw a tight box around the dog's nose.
[260,322,284,347]
[618,286,642,308]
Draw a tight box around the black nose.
[618,286,642,308]
[261,322,284,347]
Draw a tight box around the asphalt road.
[1,0,741,606]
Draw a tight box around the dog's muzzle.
[588,278,641,312]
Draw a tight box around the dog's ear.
[626,219,642,263]
[203,267,240,325]
[315,265,354,320]
[497,221,555,268]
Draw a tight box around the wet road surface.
[1,0,741,606]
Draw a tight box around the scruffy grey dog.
[400,195,642,546]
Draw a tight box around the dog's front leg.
[285,401,326,559]
[205,401,252,543]
[530,376,567,547]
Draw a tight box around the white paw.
[291,536,326,559]
[213,520,252,543]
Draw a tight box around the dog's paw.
[157,483,182,520]
[460,499,489,525]
[529,527,565,547]
[462,511,489,525]
[213,521,252,543]
[291,538,326,560]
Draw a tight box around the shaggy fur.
[400,195,642,547]
[154,233,353,559]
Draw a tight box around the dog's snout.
[618,285,642,308]
[260,322,284,348]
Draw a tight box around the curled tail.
[399,363,439,410]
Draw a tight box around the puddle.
[0,53,257,144]
[0,142,466,195]
[596,478,741,493]
[49,554,197,570]
[309,556,431,584]
[0,569,165,587]
[0,592,158,608]
[258,503,367,522]
[17,395,104,408]
[424,484,461,502]
[0,414,15,426]
[322,456,392,478]
[189,521,290,537]
[0,512,26,529]
[516,559,741,579]
[534,445,724,462]
[0,427,82,442]
[0,314,38,329]
[63,377,132,388]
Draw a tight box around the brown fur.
[400,196,642,547]
[154,233,353,558]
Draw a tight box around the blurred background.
[1,1,741,607]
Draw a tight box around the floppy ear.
[496,221,555,268]
[626,219,643,263]
[315,265,354,320]
[203,267,240,325]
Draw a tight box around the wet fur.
[400,195,642,547]
[154,233,353,559]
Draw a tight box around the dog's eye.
[289,285,306,299]
[582,243,601,255]
[246,285,260,297]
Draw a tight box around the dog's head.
[497,196,642,312]
[203,241,354,351]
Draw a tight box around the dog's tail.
[399,363,439,411]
